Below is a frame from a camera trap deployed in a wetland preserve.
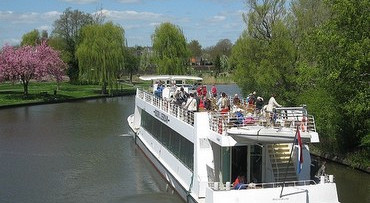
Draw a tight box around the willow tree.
[152,22,189,74]
[76,22,125,94]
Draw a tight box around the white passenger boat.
[127,75,340,203]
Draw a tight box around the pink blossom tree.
[0,42,66,95]
[37,41,67,90]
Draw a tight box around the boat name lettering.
[154,110,169,123]
[272,198,289,201]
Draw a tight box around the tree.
[21,29,41,46]
[152,22,190,74]
[188,40,202,58]
[244,0,286,41]
[139,47,155,73]
[232,0,295,102]
[310,0,370,153]
[0,42,66,95]
[125,47,140,83]
[204,39,233,63]
[51,8,95,83]
[37,42,67,90]
[76,22,126,94]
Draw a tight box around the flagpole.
[279,125,299,198]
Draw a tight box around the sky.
[0,0,248,48]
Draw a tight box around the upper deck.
[135,88,319,146]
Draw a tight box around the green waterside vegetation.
[0,81,149,107]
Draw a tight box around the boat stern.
[205,181,339,203]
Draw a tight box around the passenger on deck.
[211,84,217,98]
[154,84,163,98]
[195,93,200,112]
[217,92,230,113]
[196,85,202,97]
[201,85,208,97]
[233,94,241,106]
[233,175,246,190]
[204,97,212,110]
[266,94,281,112]
[185,93,197,112]
[266,94,282,126]
[250,91,257,105]
[255,96,264,114]
[179,87,188,103]
[198,96,204,110]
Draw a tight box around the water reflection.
[325,161,370,203]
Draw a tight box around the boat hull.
[127,114,199,203]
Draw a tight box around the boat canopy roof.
[139,75,203,81]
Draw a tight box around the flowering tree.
[37,42,67,90]
[0,42,66,95]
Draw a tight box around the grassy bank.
[0,81,141,107]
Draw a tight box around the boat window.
[141,110,194,170]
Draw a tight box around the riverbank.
[0,81,143,108]
[310,145,370,174]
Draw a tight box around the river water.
[0,87,369,203]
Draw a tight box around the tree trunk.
[101,82,107,95]
[129,71,133,83]
[23,80,29,96]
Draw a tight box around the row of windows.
[141,110,194,170]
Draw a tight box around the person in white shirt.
[266,94,281,126]
[266,94,281,112]
[185,93,197,112]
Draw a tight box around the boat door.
[231,145,263,184]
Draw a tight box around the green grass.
[0,81,143,107]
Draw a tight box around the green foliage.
[152,22,190,74]
[139,47,155,73]
[76,22,125,94]
[309,0,370,152]
[21,29,41,46]
[233,0,369,166]
[125,47,140,82]
[232,23,296,103]
[188,40,202,58]
[203,39,233,68]
[0,81,137,106]
[51,8,96,83]
[48,36,73,65]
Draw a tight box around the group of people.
[154,81,283,126]
[171,84,218,112]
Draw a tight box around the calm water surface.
[0,87,369,203]
[0,96,182,203]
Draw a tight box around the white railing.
[137,89,194,126]
[138,88,316,135]
[208,180,316,191]
[208,107,316,135]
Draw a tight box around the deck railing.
[208,180,316,191]
[137,89,194,126]
[208,107,316,135]
[137,89,316,135]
